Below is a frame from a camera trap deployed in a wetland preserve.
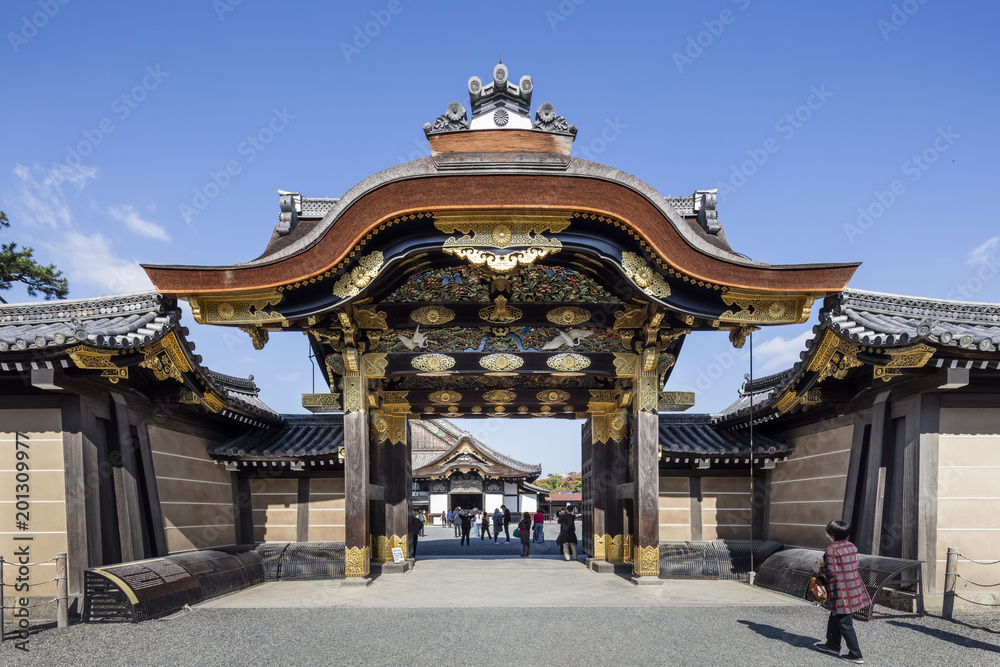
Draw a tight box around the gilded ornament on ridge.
[429,390,462,404]
[546,306,591,326]
[333,252,384,299]
[479,296,522,324]
[484,389,517,403]
[412,353,456,373]
[621,252,671,299]
[411,305,456,326]
[536,389,570,403]
[480,353,523,372]
[547,353,590,372]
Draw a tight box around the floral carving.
[509,266,622,303]
[533,102,578,136]
[385,267,490,303]
[423,101,470,136]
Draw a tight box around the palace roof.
[715,288,1000,426]
[659,414,790,460]
[0,291,277,424]
[411,418,542,479]
[209,414,344,461]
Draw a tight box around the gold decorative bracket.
[434,212,570,273]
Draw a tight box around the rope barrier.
[1,577,59,588]
[1,598,59,609]
[956,553,1000,565]
[957,573,1000,588]
[953,594,1000,607]
[0,556,58,567]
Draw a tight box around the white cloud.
[7,163,153,296]
[753,330,811,373]
[107,204,170,241]
[968,236,999,266]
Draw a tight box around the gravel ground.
[3,604,999,665]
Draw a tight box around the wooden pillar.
[60,395,89,596]
[587,391,629,561]
[342,349,371,578]
[631,347,660,577]
[296,478,310,543]
[231,472,254,546]
[371,392,411,563]
[135,422,167,557]
[689,476,703,541]
[109,393,144,562]
[917,393,940,592]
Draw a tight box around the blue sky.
[3,0,998,474]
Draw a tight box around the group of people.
[442,505,579,560]
[446,505,513,544]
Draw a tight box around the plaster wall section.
[250,477,298,543]
[307,476,345,542]
[0,409,65,597]
[658,477,690,541]
[148,425,235,552]
[702,477,752,540]
[768,425,853,547]
[936,407,1000,591]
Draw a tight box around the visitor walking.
[557,507,578,561]
[453,506,462,538]
[480,509,492,541]
[409,509,424,560]
[418,509,426,537]
[533,509,544,543]
[502,504,512,542]
[813,520,870,664]
[459,508,473,546]
[492,508,503,543]
[447,508,454,532]
[473,507,481,537]
[519,512,532,557]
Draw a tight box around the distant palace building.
[2,62,999,603]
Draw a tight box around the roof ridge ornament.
[423,63,577,138]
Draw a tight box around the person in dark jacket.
[556,508,578,561]
[459,508,473,546]
[480,509,492,541]
[502,505,512,543]
[409,509,424,560]
[518,512,532,557]
[492,508,503,543]
[813,520,871,664]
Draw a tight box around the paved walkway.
[198,557,804,609]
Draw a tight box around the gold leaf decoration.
[536,389,570,403]
[345,546,370,578]
[434,214,570,273]
[621,252,671,299]
[412,353,456,373]
[479,295,522,324]
[479,353,523,372]
[547,353,590,372]
[333,251,384,299]
[546,306,591,326]
[411,305,456,326]
[719,291,809,324]
[613,306,647,330]
[484,389,517,403]
[355,306,388,330]
[635,545,660,577]
[429,390,463,404]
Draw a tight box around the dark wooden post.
[109,393,144,562]
[856,391,891,554]
[631,347,660,578]
[586,391,628,561]
[342,349,371,579]
[373,392,412,565]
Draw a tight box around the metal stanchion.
[1,555,5,643]
[56,552,68,629]
[942,546,958,619]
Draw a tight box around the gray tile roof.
[659,415,790,457]
[828,289,1000,352]
[205,370,280,421]
[422,419,542,475]
[209,414,344,459]
[0,291,177,352]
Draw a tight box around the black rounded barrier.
[754,547,924,620]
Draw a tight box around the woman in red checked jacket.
[813,520,871,664]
